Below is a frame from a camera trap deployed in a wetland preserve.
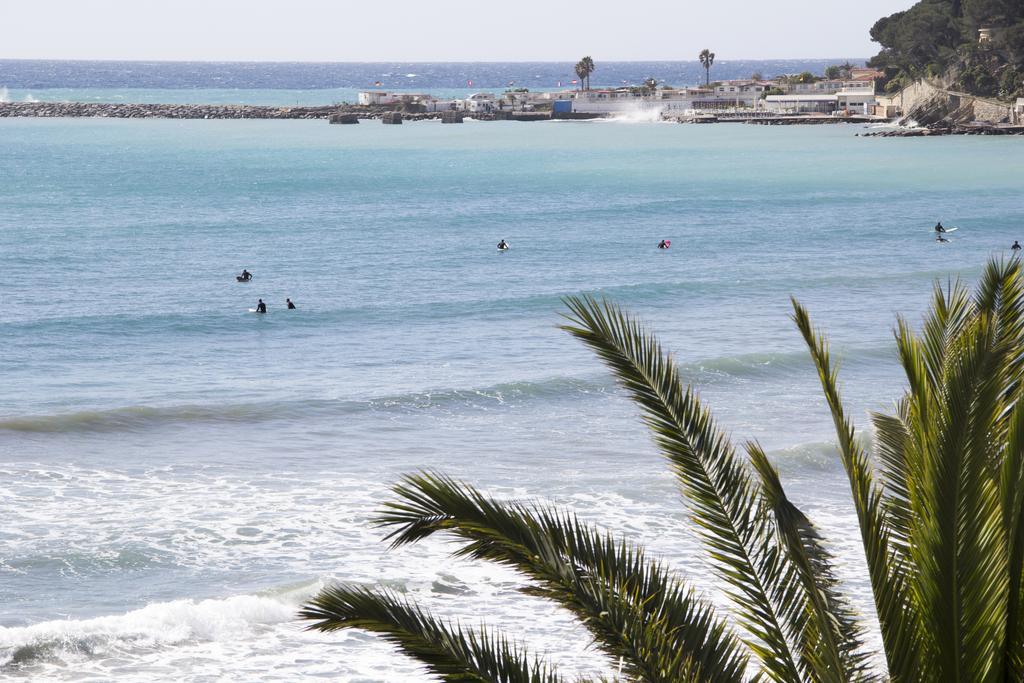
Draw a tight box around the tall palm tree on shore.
[699,48,715,85]
[574,56,595,91]
[302,259,1024,682]
[581,56,595,90]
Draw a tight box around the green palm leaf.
[300,585,564,683]
[561,295,808,682]
[376,472,752,683]
[908,313,1008,680]
[792,299,925,682]
[748,442,874,682]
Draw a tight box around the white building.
[571,87,748,115]
[836,84,877,113]
[711,80,770,107]
[1015,98,1024,123]
[357,91,437,107]
[778,79,870,96]
[764,94,838,114]
[462,93,497,113]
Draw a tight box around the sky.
[3,0,919,62]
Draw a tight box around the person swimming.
[936,235,950,243]
[238,269,253,282]
[497,240,509,250]
[658,240,670,249]
[1014,241,1022,252]
[286,298,296,309]
[934,222,946,234]
[256,299,267,313]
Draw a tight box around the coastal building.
[779,79,847,95]
[569,86,763,115]
[570,88,672,114]
[1015,98,1024,123]
[710,80,769,107]
[462,92,496,113]
[763,94,838,114]
[357,91,437,109]
[835,84,877,113]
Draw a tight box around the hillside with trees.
[868,0,1024,99]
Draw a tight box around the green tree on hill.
[868,0,1024,98]
[302,259,1024,682]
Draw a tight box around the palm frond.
[869,404,914,557]
[792,299,924,682]
[377,472,752,683]
[300,584,563,683]
[908,312,1008,680]
[561,295,806,683]
[1000,396,1024,679]
[748,442,875,682]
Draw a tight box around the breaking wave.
[0,583,318,672]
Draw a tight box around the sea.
[2,60,1023,681]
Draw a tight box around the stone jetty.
[0,102,448,121]
[859,123,1024,137]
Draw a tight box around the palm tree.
[699,48,715,86]
[580,56,595,90]
[302,258,1024,682]
[574,60,587,91]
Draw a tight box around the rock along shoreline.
[0,102,445,120]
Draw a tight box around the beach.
[2,115,1024,679]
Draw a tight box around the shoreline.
[3,101,1023,134]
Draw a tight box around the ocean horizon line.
[0,56,868,66]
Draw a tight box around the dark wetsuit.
[1014,241,1021,252]
[256,300,267,313]
[287,299,296,309]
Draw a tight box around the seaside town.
[4,49,1024,135]
[348,49,1024,133]
[355,65,891,119]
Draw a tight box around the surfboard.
[933,227,958,233]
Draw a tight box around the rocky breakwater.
[0,101,349,119]
[859,122,1024,137]
[0,102,451,121]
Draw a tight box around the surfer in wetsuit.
[658,240,670,249]
[1014,241,1022,252]
[286,298,296,309]
[936,235,950,243]
[934,222,946,234]
[256,299,267,313]
[239,269,252,282]
[497,240,509,250]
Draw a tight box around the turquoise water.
[2,117,1023,679]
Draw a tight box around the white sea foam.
[0,590,307,668]
[604,106,666,124]
[0,86,9,103]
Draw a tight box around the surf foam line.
[0,581,320,671]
